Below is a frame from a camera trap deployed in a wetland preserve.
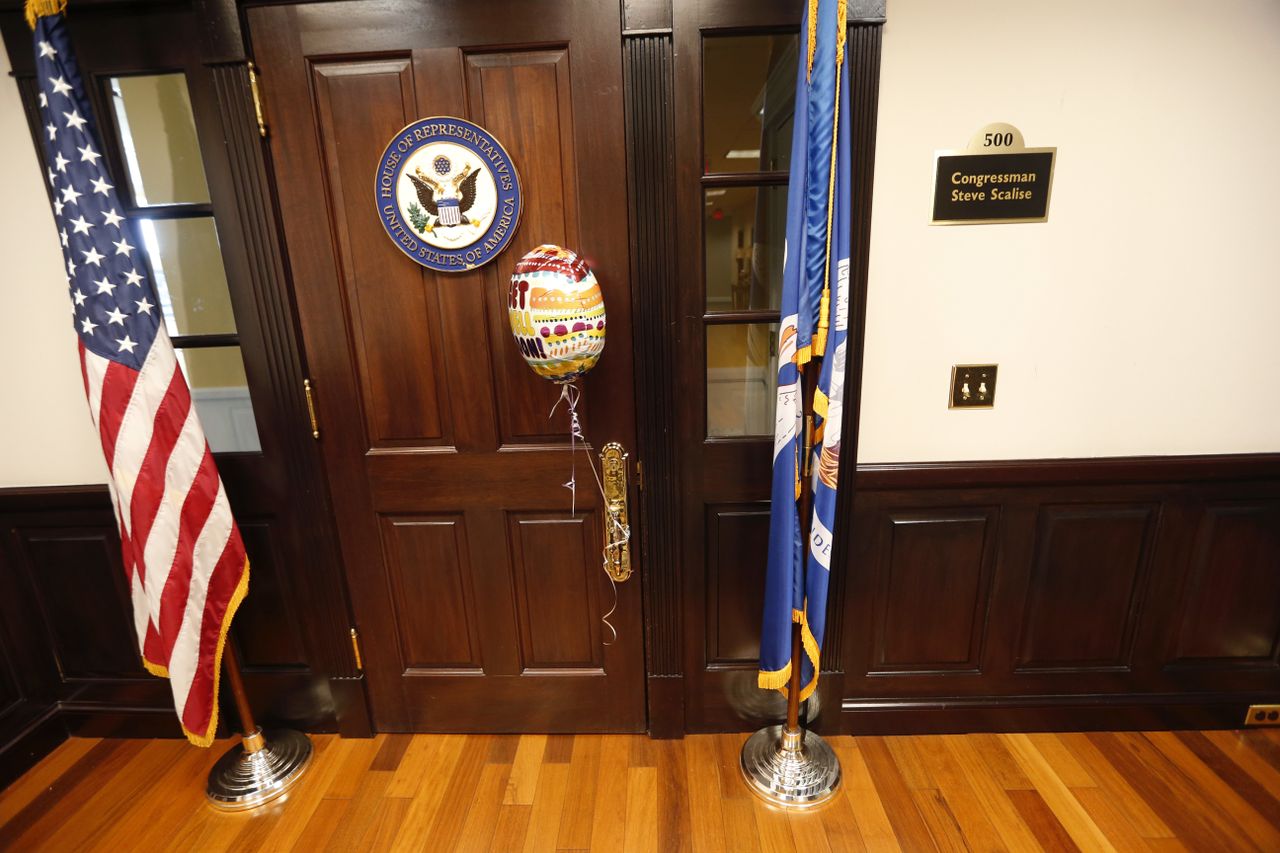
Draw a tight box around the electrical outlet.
[1245,704,1280,726]
[950,364,997,409]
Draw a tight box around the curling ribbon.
[549,381,629,645]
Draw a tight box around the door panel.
[508,513,605,669]
[311,58,452,448]
[466,49,585,445]
[250,0,643,731]
[381,516,482,671]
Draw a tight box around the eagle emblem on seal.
[406,155,482,233]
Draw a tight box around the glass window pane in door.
[707,323,778,437]
[136,217,236,337]
[705,185,786,312]
[175,347,261,452]
[703,35,798,174]
[109,74,211,206]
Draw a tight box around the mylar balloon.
[508,245,606,384]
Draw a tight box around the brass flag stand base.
[740,362,841,809]
[206,644,313,810]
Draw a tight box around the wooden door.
[249,1,644,732]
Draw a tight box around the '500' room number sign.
[932,123,1056,225]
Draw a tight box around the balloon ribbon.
[549,381,629,645]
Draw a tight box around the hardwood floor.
[2,728,1280,851]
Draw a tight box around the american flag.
[31,11,249,747]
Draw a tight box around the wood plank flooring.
[3,728,1280,851]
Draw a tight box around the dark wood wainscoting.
[839,455,1280,734]
[0,485,342,786]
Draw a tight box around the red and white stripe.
[78,328,247,746]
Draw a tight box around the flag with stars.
[31,9,248,747]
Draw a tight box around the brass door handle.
[599,442,632,582]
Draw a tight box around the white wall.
[857,0,1280,462]
[3,3,1280,485]
[0,50,106,487]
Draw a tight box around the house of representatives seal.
[375,117,522,272]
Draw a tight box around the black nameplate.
[932,150,1055,224]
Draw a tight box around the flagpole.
[205,640,314,810]
[740,361,842,809]
[785,358,819,736]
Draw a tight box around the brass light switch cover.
[950,364,997,409]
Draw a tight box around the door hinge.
[303,378,320,440]
[247,60,267,138]
[636,459,644,491]
[349,627,364,672]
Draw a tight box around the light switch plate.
[950,364,997,409]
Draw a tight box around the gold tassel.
[813,289,831,356]
[805,0,818,82]
[25,0,66,29]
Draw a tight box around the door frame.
[245,0,648,732]
[624,0,885,735]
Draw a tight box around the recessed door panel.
[465,49,582,445]
[381,516,482,671]
[311,58,451,447]
[508,513,603,669]
[705,506,770,666]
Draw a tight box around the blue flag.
[759,0,852,702]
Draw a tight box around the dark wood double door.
[251,1,645,731]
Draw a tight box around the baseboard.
[0,705,67,790]
[57,703,188,740]
[646,675,684,739]
[841,692,1276,735]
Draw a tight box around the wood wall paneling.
[842,463,1280,735]
[0,486,332,741]
[1173,501,1280,666]
[1015,505,1156,672]
[234,521,308,668]
[870,510,996,673]
[19,528,143,680]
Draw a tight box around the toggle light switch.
[950,364,997,409]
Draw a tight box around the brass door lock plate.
[950,364,997,409]
[600,442,632,583]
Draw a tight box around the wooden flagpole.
[739,360,842,809]
[784,360,820,737]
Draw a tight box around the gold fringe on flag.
[25,0,66,29]
[805,0,818,82]
[812,0,849,359]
